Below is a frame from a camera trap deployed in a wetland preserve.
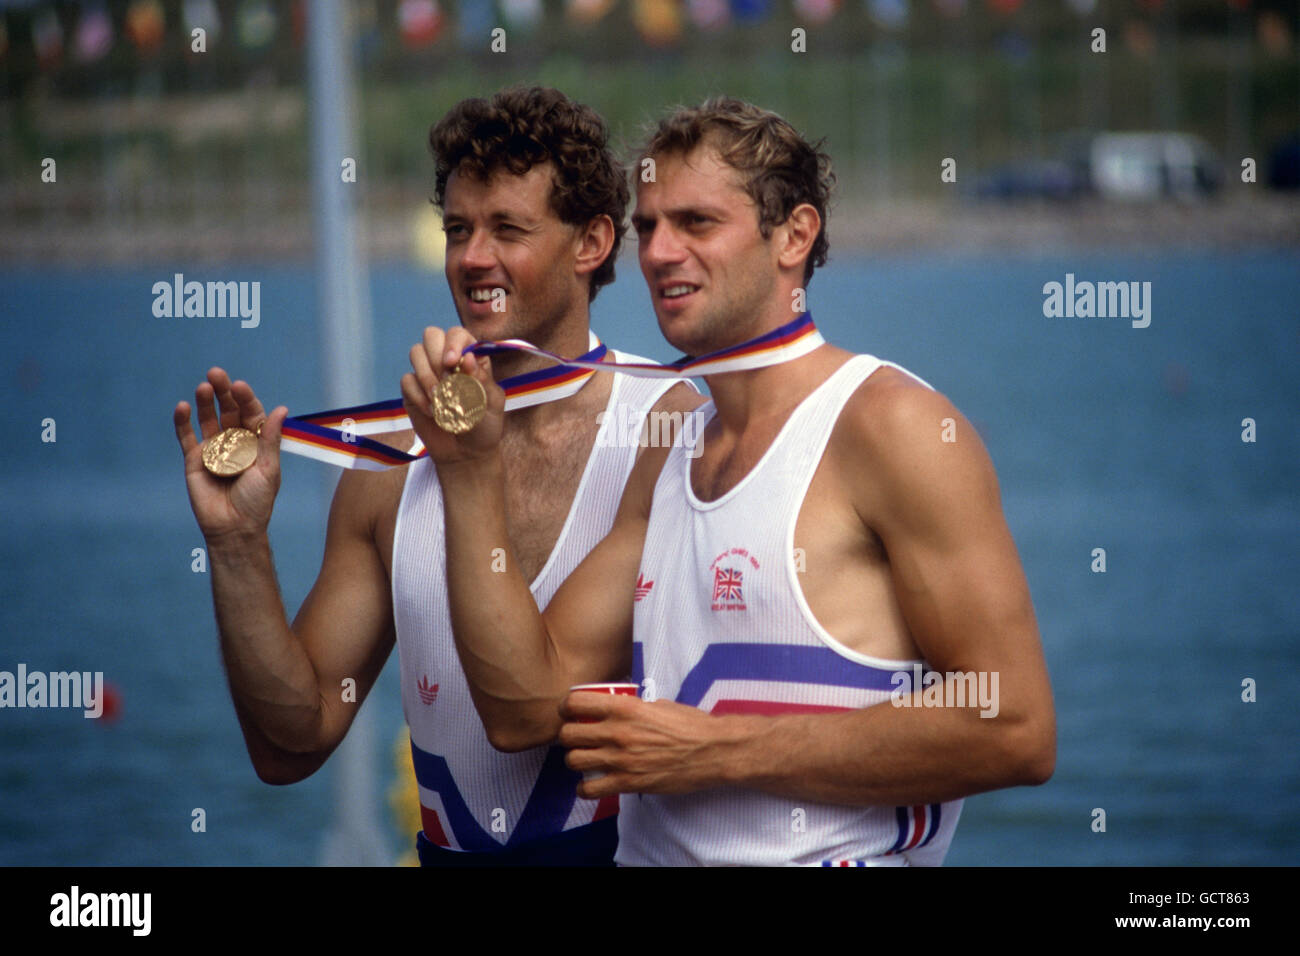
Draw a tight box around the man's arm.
[174,369,397,784]
[401,329,698,752]
[559,380,1055,806]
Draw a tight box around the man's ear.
[775,203,820,276]
[574,214,616,280]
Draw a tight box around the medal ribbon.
[279,313,822,471]
[465,311,823,379]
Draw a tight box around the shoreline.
[2,195,1297,266]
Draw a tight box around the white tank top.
[392,351,679,852]
[618,354,964,866]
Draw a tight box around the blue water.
[1,250,1297,865]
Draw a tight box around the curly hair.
[429,87,629,302]
[639,97,835,286]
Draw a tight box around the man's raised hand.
[173,367,289,541]
[400,325,505,465]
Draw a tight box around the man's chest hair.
[498,423,601,575]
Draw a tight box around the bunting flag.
[291,0,306,47]
[74,3,113,64]
[353,0,383,62]
[794,0,840,26]
[634,0,683,45]
[1064,0,1096,15]
[1123,20,1155,56]
[32,6,64,68]
[458,0,495,48]
[931,0,966,17]
[567,0,618,27]
[985,0,1022,13]
[399,0,443,48]
[236,0,277,51]
[183,0,223,47]
[686,0,730,31]
[500,0,543,31]
[125,0,166,55]
[997,27,1030,61]
[867,0,908,30]
[0,19,7,61]
[730,0,770,23]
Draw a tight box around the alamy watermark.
[152,273,260,328]
[1042,273,1151,328]
[50,886,151,936]
[0,664,104,718]
[890,665,999,718]
[595,406,708,459]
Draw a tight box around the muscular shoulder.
[839,365,955,451]
[328,429,415,538]
[830,365,999,530]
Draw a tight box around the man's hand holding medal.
[172,367,290,540]
[400,325,506,465]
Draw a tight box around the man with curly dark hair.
[172,87,700,867]
[410,97,1055,866]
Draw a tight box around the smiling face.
[441,162,590,346]
[632,146,783,357]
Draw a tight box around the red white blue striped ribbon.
[280,313,823,470]
[466,311,823,379]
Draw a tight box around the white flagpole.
[306,0,388,867]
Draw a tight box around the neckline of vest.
[682,354,876,511]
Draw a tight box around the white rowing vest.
[619,354,964,866]
[393,350,679,852]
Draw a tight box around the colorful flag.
[352,0,382,61]
[931,0,966,17]
[237,0,278,51]
[399,0,443,48]
[985,0,1021,13]
[183,0,222,46]
[795,0,840,25]
[867,0,908,29]
[730,0,770,24]
[457,0,494,47]
[567,0,618,26]
[126,0,166,55]
[634,0,683,45]
[501,0,543,31]
[74,3,113,63]
[32,7,64,68]
[687,0,730,30]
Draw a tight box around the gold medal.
[201,425,260,477]
[431,370,487,435]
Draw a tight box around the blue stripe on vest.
[675,643,904,708]
[631,642,644,686]
[409,740,583,851]
[888,806,910,853]
[920,803,941,847]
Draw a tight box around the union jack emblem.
[417,675,439,706]
[712,568,744,602]
[634,573,654,602]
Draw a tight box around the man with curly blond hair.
[413,97,1055,866]
[173,87,699,866]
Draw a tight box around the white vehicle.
[1089,132,1221,200]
